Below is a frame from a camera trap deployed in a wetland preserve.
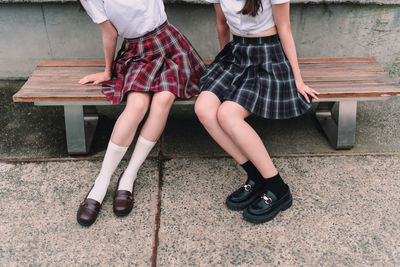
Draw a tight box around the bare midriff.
[231,25,277,37]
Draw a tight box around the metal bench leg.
[315,101,357,149]
[64,105,99,154]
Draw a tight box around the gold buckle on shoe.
[261,194,272,204]
[80,201,88,207]
[243,184,251,191]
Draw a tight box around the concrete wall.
[0,2,399,81]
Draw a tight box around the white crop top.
[80,0,167,39]
[206,0,290,36]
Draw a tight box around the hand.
[296,80,319,103]
[78,71,111,85]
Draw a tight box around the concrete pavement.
[1,82,399,266]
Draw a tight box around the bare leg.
[140,91,176,141]
[116,91,176,192]
[217,101,278,178]
[110,92,151,146]
[86,92,151,203]
[195,91,248,164]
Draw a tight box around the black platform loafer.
[226,179,265,210]
[77,198,102,227]
[243,185,292,224]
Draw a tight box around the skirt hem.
[201,89,312,120]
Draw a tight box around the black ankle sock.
[240,162,287,196]
[263,173,287,198]
[241,161,263,182]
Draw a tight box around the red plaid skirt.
[102,21,207,104]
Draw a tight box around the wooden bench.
[13,58,400,154]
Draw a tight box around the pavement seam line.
[151,134,166,267]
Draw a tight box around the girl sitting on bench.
[195,0,319,223]
[76,0,206,226]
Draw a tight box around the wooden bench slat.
[308,84,400,92]
[32,64,386,76]
[300,66,385,72]
[21,80,102,88]
[14,92,104,97]
[30,69,388,77]
[298,57,377,63]
[28,74,394,83]
[300,65,385,72]
[23,79,399,87]
[20,81,398,92]
[35,66,105,72]
[306,78,399,86]
[13,96,107,102]
[31,68,386,76]
[35,61,385,71]
[302,76,390,82]
[28,75,389,83]
[20,85,400,92]
[37,61,105,67]
[15,87,103,93]
[31,66,387,77]
[26,73,396,85]
[300,60,380,65]
[39,61,383,68]
[315,92,399,98]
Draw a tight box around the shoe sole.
[242,196,293,224]
[113,202,134,217]
[77,218,94,227]
[226,192,264,211]
[113,206,133,217]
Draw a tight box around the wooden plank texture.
[13,58,400,102]
[37,61,105,67]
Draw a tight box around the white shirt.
[206,0,289,36]
[80,0,167,39]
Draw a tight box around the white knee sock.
[118,135,156,192]
[87,141,128,203]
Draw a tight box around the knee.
[217,105,237,132]
[125,93,150,116]
[195,100,216,126]
[152,92,175,112]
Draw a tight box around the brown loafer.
[113,173,135,217]
[77,198,102,227]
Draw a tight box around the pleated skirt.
[102,21,207,104]
[199,34,311,119]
